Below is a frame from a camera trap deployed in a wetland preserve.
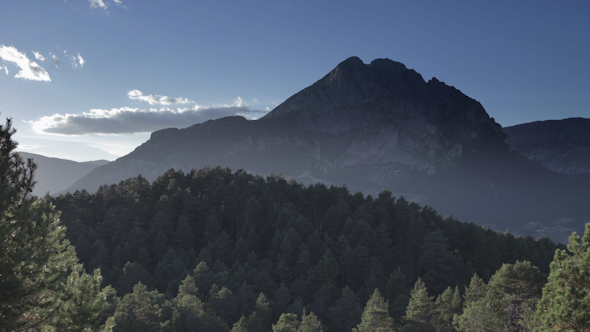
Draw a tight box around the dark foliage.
[52,166,562,330]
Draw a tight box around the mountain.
[17,151,110,196]
[504,118,590,175]
[66,57,590,242]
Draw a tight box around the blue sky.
[1,0,589,161]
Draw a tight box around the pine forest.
[2,119,590,331]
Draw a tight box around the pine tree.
[419,229,461,294]
[486,260,544,331]
[433,286,462,332]
[209,285,239,325]
[0,118,111,331]
[454,262,543,332]
[53,263,117,332]
[326,286,362,332]
[172,276,227,332]
[255,292,273,329]
[272,313,300,332]
[111,282,171,332]
[404,278,435,331]
[535,223,590,331]
[231,315,250,332]
[462,274,487,306]
[247,311,266,332]
[273,283,293,321]
[117,261,151,295]
[453,297,498,332]
[178,275,198,296]
[354,288,396,332]
[298,310,323,332]
[385,267,411,321]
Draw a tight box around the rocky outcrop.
[263,57,505,174]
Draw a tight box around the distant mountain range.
[17,152,110,197]
[504,118,590,175]
[60,57,589,242]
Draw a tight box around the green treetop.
[404,278,435,332]
[535,223,590,331]
[354,288,396,332]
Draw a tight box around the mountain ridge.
[64,57,590,242]
[504,117,590,175]
[17,151,110,196]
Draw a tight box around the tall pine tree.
[535,223,590,331]
[0,118,112,331]
[354,288,396,332]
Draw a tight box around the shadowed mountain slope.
[504,118,590,175]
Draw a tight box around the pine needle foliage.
[535,223,590,331]
[0,118,111,331]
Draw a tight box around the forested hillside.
[4,116,589,331]
[50,166,566,331]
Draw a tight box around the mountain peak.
[336,56,365,69]
[265,57,500,145]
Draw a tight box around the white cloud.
[50,53,60,67]
[78,54,85,67]
[29,104,270,135]
[89,0,107,9]
[0,45,51,82]
[16,145,40,150]
[32,51,46,61]
[68,52,85,68]
[88,0,123,10]
[128,90,194,105]
[234,96,244,107]
[0,65,8,75]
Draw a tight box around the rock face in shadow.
[504,118,590,175]
[264,57,503,173]
[66,57,590,242]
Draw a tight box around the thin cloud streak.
[127,89,194,105]
[88,0,124,10]
[50,53,60,67]
[32,51,46,61]
[89,0,107,9]
[68,53,85,68]
[29,106,269,135]
[0,45,51,81]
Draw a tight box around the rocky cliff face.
[66,57,590,242]
[263,57,505,174]
[504,118,590,175]
[70,57,506,192]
